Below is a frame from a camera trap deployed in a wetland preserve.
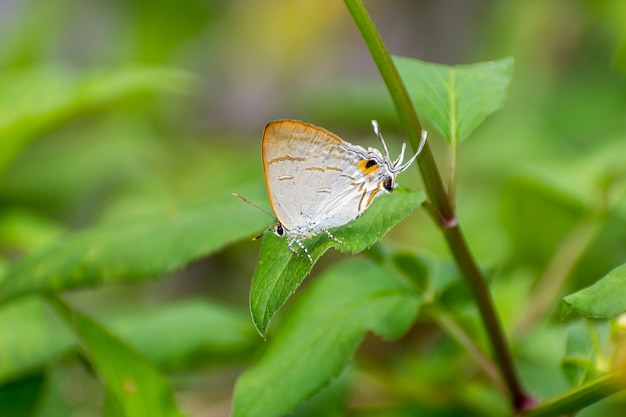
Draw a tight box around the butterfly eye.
[365,159,378,169]
[383,177,394,192]
[274,223,285,237]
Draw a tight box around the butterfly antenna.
[393,142,407,166]
[233,193,278,241]
[371,120,391,159]
[232,193,276,220]
[396,129,428,172]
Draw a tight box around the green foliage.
[104,299,260,369]
[250,188,424,334]
[0,191,267,302]
[0,66,193,174]
[233,259,421,417]
[394,57,513,146]
[0,295,258,399]
[500,175,588,268]
[0,296,73,384]
[50,298,183,417]
[562,321,603,387]
[1,1,625,416]
[0,372,46,417]
[288,369,351,417]
[561,264,626,319]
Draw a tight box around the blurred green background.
[1,0,625,416]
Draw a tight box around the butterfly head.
[360,122,428,193]
[272,221,285,238]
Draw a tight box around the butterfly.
[236,119,426,262]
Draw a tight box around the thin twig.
[427,305,507,395]
[515,220,600,337]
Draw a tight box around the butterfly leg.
[286,239,299,256]
[323,229,344,245]
[288,237,313,263]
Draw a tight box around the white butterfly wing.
[263,120,388,236]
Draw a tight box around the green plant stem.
[523,370,626,417]
[442,226,529,408]
[342,1,450,221]
[448,139,458,206]
[343,0,529,410]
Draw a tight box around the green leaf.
[290,368,351,417]
[49,297,183,417]
[0,66,194,174]
[561,321,601,387]
[560,264,626,319]
[0,297,259,405]
[371,246,463,303]
[0,209,64,254]
[0,190,268,302]
[389,249,463,300]
[0,296,73,384]
[0,372,46,417]
[393,56,514,145]
[103,391,127,417]
[250,188,425,335]
[391,250,429,292]
[104,299,260,369]
[232,259,421,417]
[500,175,588,268]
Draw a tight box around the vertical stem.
[448,139,458,205]
[343,0,452,221]
[343,0,530,410]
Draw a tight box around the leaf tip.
[250,305,268,337]
[559,298,574,320]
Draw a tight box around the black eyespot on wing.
[365,159,377,169]
[383,177,394,192]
